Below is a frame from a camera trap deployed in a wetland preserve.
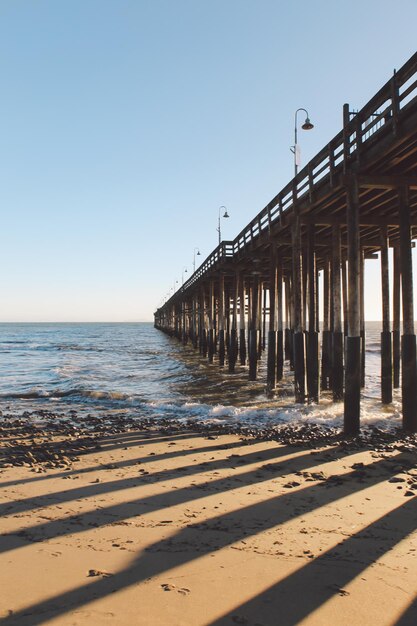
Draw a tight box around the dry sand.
[0,423,417,625]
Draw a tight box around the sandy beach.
[0,416,416,626]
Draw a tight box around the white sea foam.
[0,321,405,432]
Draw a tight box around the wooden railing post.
[391,69,399,137]
[343,103,350,173]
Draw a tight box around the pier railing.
[167,51,417,305]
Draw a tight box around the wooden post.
[360,248,365,387]
[399,186,417,432]
[249,276,259,380]
[247,283,252,364]
[277,256,284,381]
[307,225,319,402]
[342,257,348,336]
[200,286,207,357]
[315,266,320,338]
[192,294,198,349]
[262,287,267,352]
[229,272,239,373]
[321,257,331,390]
[267,249,277,390]
[257,280,263,359]
[380,227,392,403]
[225,285,231,360]
[176,302,181,340]
[239,278,247,365]
[218,274,225,366]
[284,276,292,365]
[292,211,305,403]
[332,225,344,401]
[344,176,361,434]
[208,280,215,363]
[302,249,308,332]
[393,246,401,388]
[182,300,187,344]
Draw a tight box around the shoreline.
[1,410,417,625]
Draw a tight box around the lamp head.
[223,210,229,218]
[302,117,314,130]
[197,250,201,256]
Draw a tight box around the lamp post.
[291,108,314,176]
[217,206,230,246]
[193,247,201,273]
[182,267,188,285]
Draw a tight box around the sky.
[0,0,416,322]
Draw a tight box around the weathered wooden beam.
[344,176,361,434]
[277,255,284,381]
[292,206,305,403]
[227,274,237,372]
[267,249,277,391]
[218,274,225,366]
[360,249,365,388]
[239,277,247,365]
[380,227,393,403]
[200,286,207,357]
[208,280,215,363]
[284,275,293,366]
[321,257,331,391]
[355,174,417,190]
[399,186,417,432]
[332,225,344,401]
[248,276,259,380]
[307,225,319,402]
[392,246,401,388]
[302,215,417,226]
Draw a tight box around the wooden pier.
[154,52,417,434]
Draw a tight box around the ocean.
[0,322,402,431]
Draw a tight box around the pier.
[155,51,417,434]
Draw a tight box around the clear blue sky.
[0,0,416,321]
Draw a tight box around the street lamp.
[291,108,314,176]
[217,206,230,245]
[193,247,201,273]
[182,267,188,285]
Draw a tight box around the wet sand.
[0,416,417,625]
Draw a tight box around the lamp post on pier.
[217,206,230,245]
[182,267,188,285]
[291,108,314,176]
[193,248,201,273]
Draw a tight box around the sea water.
[0,322,402,431]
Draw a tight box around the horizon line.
[0,320,154,324]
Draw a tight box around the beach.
[1,413,416,625]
